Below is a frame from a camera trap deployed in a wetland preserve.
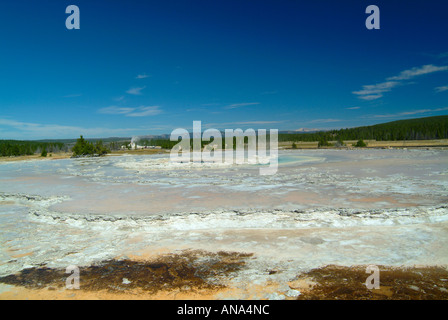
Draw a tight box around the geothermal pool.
[1,148,448,298]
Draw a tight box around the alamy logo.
[365,265,380,289]
[64,5,379,31]
[365,5,380,30]
[66,265,80,289]
[170,121,278,175]
[66,5,80,30]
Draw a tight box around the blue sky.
[0,0,447,139]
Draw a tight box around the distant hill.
[334,115,448,141]
[279,129,322,134]
[278,115,448,142]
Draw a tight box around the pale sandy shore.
[0,153,72,163]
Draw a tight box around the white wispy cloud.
[224,102,260,109]
[353,81,400,100]
[372,106,448,118]
[0,118,137,140]
[186,108,204,112]
[346,106,361,110]
[435,85,448,93]
[202,120,283,129]
[98,105,162,117]
[98,106,135,114]
[353,64,448,100]
[387,64,448,81]
[126,86,146,95]
[136,74,150,79]
[308,118,342,123]
[126,106,162,117]
[233,121,283,125]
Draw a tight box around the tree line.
[134,116,448,150]
[0,140,65,157]
[2,116,447,156]
[160,116,448,149]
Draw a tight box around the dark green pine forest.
[0,140,65,157]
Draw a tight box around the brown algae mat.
[295,265,448,300]
[0,250,253,295]
[2,251,448,299]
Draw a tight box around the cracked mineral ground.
[1,149,448,299]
